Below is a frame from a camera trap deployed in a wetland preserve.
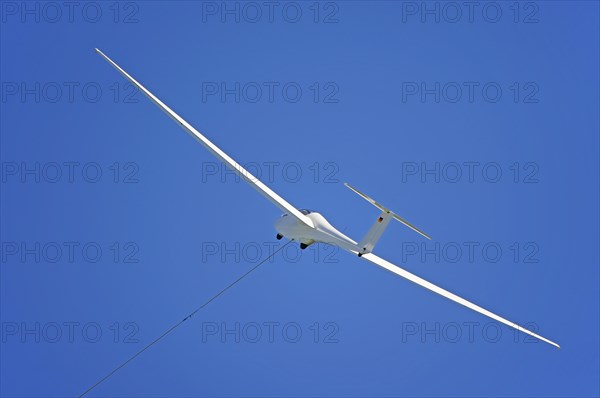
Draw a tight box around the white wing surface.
[95,48,314,228]
[359,252,560,348]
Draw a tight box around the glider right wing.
[359,252,560,348]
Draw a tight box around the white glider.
[96,49,559,348]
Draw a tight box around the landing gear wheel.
[300,243,308,250]
[358,253,363,257]
[276,234,283,240]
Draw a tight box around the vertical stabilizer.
[358,211,393,255]
[345,182,431,255]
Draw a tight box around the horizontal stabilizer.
[344,183,431,240]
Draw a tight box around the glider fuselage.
[274,210,359,252]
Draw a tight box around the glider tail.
[344,183,431,255]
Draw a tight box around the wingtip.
[540,336,560,349]
[419,231,432,240]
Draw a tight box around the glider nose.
[274,213,299,238]
[274,214,286,230]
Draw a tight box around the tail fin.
[345,183,431,255]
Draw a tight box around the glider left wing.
[95,49,314,228]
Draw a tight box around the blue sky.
[1,1,599,397]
